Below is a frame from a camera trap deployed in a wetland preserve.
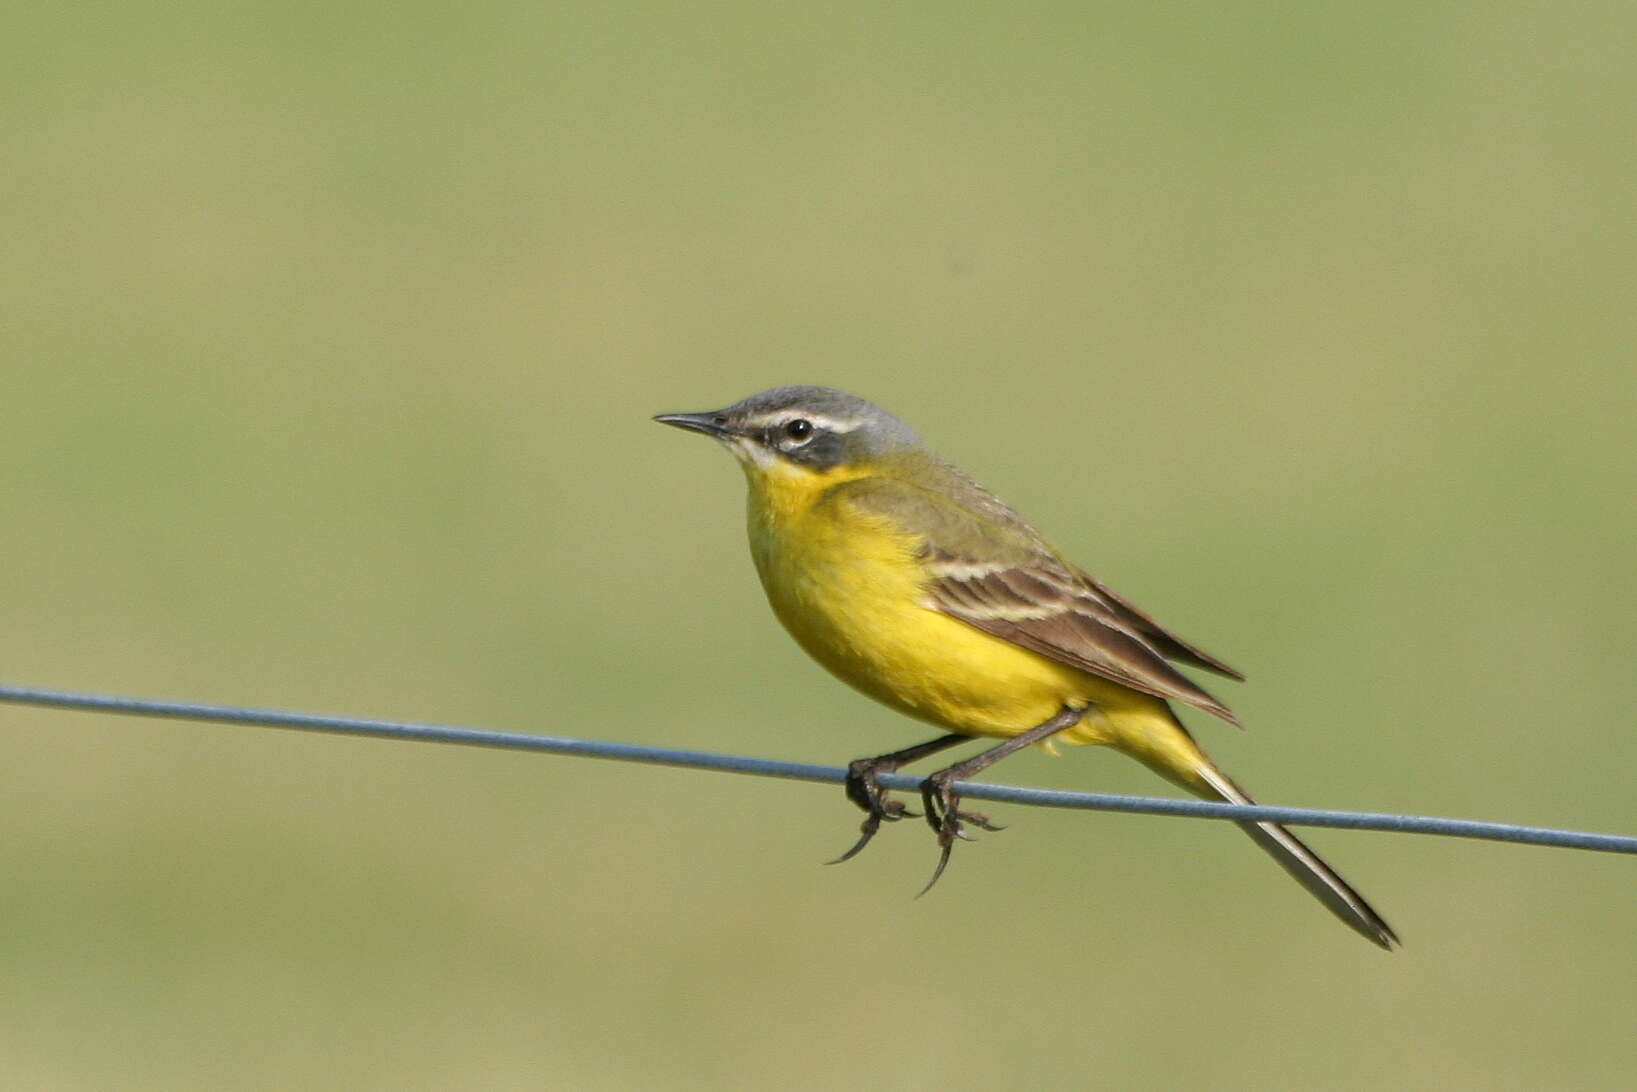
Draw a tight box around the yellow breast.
[741,461,1108,740]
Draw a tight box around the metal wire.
[3,681,1634,855]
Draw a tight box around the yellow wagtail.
[656,386,1395,948]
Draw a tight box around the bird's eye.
[783,418,814,442]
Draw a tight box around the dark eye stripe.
[770,427,846,469]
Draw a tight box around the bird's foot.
[916,772,1005,896]
[825,756,919,865]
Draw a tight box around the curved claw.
[827,796,921,865]
[826,811,886,864]
[916,839,956,898]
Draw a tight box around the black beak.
[652,411,733,438]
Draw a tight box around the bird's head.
[654,386,921,481]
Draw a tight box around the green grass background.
[3,2,1633,1088]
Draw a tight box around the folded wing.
[836,469,1242,726]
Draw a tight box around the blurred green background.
[3,1,1633,1088]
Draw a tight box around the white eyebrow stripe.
[739,411,864,433]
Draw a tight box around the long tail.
[1192,762,1398,950]
[1116,710,1398,949]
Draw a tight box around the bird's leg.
[918,705,1087,895]
[827,733,972,865]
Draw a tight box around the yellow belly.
[745,470,1150,744]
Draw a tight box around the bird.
[655,385,1396,948]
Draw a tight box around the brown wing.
[925,550,1241,726]
[1071,567,1246,681]
[835,469,1243,726]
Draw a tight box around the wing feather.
[1073,566,1246,681]
[836,470,1242,726]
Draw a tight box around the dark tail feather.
[1196,764,1398,950]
